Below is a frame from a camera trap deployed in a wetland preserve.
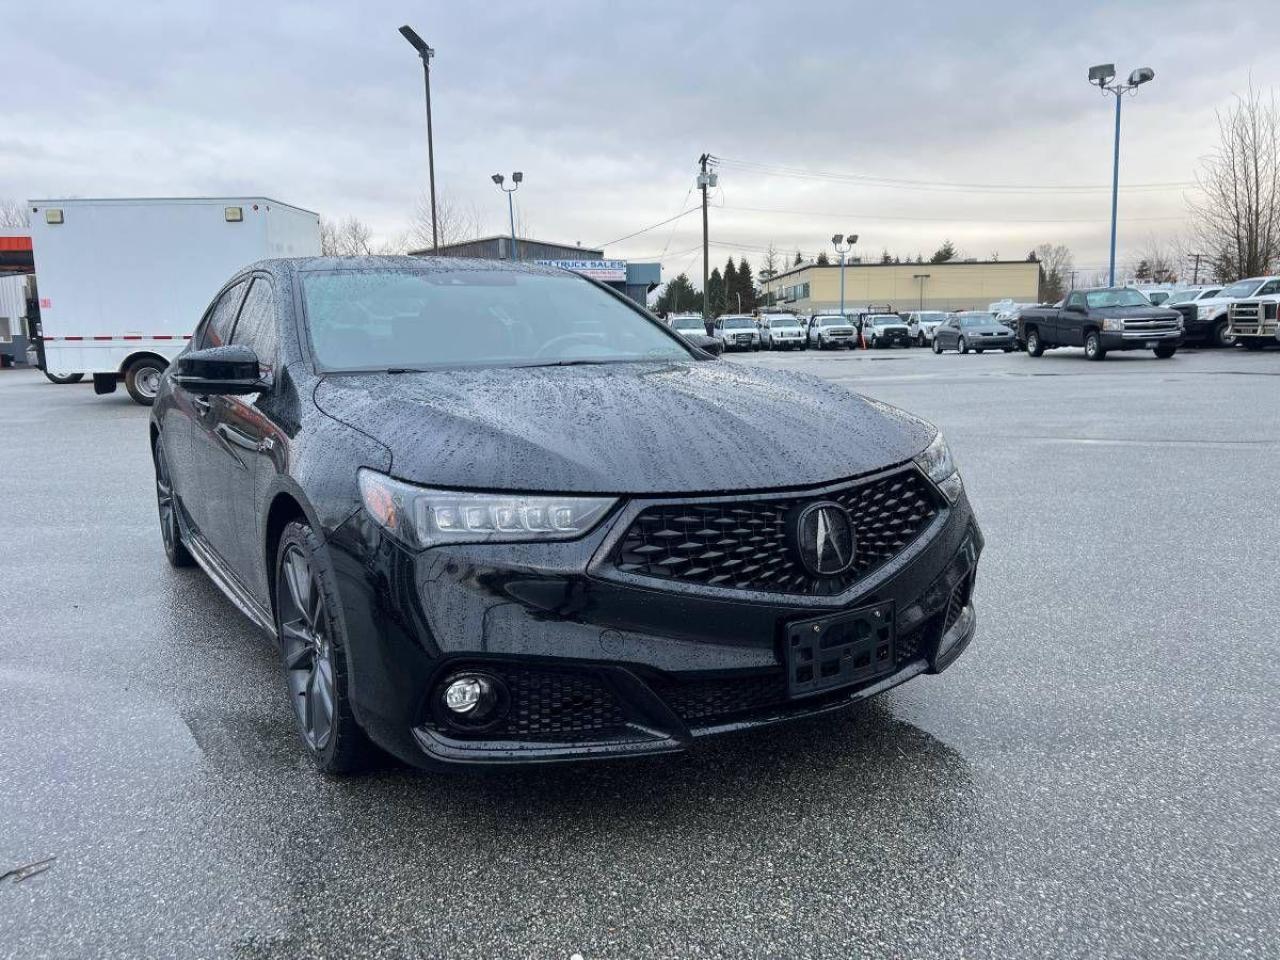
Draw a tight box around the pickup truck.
[1017,287,1183,361]
[1184,276,1280,347]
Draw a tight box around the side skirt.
[179,513,278,643]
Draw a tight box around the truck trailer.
[28,197,321,403]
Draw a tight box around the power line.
[713,155,1197,194]
[716,202,1187,225]
[594,206,700,248]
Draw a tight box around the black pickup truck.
[1018,287,1183,361]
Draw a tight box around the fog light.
[444,676,488,714]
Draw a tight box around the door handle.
[191,395,211,415]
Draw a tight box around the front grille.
[1121,318,1179,332]
[613,469,941,596]
[1230,301,1262,322]
[432,666,628,740]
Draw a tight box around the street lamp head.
[512,171,523,184]
[1128,67,1154,86]
[399,25,433,58]
[831,234,843,246]
[848,234,858,245]
[1088,63,1116,86]
[491,173,505,186]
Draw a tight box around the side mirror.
[1065,303,1085,313]
[171,344,265,395]
[684,333,724,357]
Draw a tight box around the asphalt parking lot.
[2,346,1278,960]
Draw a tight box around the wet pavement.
[2,347,1278,959]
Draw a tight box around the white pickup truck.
[1187,276,1280,348]
[1225,277,1280,349]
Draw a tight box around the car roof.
[254,254,572,277]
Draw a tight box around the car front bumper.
[1099,329,1182,350]
[326,484,984,766]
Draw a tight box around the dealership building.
[758,260,1042,313]
[410,236,660,306]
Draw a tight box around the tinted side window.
[1258,280,1280,296]
[1066,293,1085,310]
[198,280,248,349]
[230,278,278,375]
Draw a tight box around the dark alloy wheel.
[1026,328,1044,357]
[958,336,969,355]
[1084,330,1106,361]
[154,440,194,568]
[275,522,375,774]
[1212,320,1235,348]
[44,371,84,385]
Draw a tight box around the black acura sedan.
[151,257,982,773]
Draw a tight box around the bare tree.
[409,191,484,251]
[1033,243,1074,300]
[319,215,406,256]
[0,198,29,229]
[760,243,779,279]
[1126,234,1179,282]
[1189,84,1280,281]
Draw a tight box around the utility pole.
[1190,252,1207,284]
[1070,269,1078,289]
[697,154,717,320]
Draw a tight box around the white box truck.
[28,197,321,403]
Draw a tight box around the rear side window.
[198,280,248,349]
[230,278,278,375]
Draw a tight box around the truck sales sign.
[535,259,627,282]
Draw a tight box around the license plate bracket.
[784,601,895,698]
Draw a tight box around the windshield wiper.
[514,359,613,369]
[385,367,430,374]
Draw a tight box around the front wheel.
[153,439,194,568]
[276,521,378,775]
[958,336,969,355]
[1242,340,1264,351]
[1154,344,1177,359]
[932,337,943,354]
[1212,321,1235,348]
[124,356,167,405]
[1026,328,1044,357]
[44,371,84,385]
[1084,330,1106,361]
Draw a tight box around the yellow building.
[758,260,1042,313]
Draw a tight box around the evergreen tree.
[880,250,893,264]
[706,267,726,317]
[893,255,901,264]
[654,273,698,315]
[736,258,756,313]
[793,249,803,266]
[816,250,830,266]
[723,258,739,312]
[929,240,958,264]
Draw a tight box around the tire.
[124,356,167,406]
[1084,330,1106,361]
[44,371,84,385]
[975,348,985,355]
[916,333,925,347]
[1243,340,1264,351]
[958,336,969,355]
[153,438,194,568]
[275,520,378,775]
[1026,328,1044,357]
[1002,346,1014,353]
[1212,321,1235,348]
[1153,344,1177,359]
[932,337,943,354]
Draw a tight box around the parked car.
[713,314,761,351]
[1131,285,1176,306]
[1226,281,1280,350]
[1017,288,1182,360]
[864,314,913,348]
[669,313,708,337]
[151,256,982,772]
[931,312,1015,354]
[905,311,951,346]
[807,314,857,350]
[759,313,806,350]
[1185,277,1280,347]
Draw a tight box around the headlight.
[1100,317,1124,332]
[914,431,963,504]
[1197,306,1211,318]
[358,468,616,549]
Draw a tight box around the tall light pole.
[491,172,523,259]
[832,233,858,316]
[399,25,439,254]
[1088,63,1155,286]
[913,273,931,310]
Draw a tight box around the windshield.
[1084,289,1152,308]
[722,317,754,329]
[672,317,704,331]
[301,268,694,371]
[1166,289,1197,303]
[958,313,992,327]
[818,317,848,327]
[868,315,900,326]
[1220,279,1262,298]
[918,312,947,322]
[770,318,801,329]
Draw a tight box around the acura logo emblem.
[791,501,857,577]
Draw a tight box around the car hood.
[314,361,935,495]
[1095,306,1184,320]
[965,324,1014,334]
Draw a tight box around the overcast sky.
[3,0,1276,283]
